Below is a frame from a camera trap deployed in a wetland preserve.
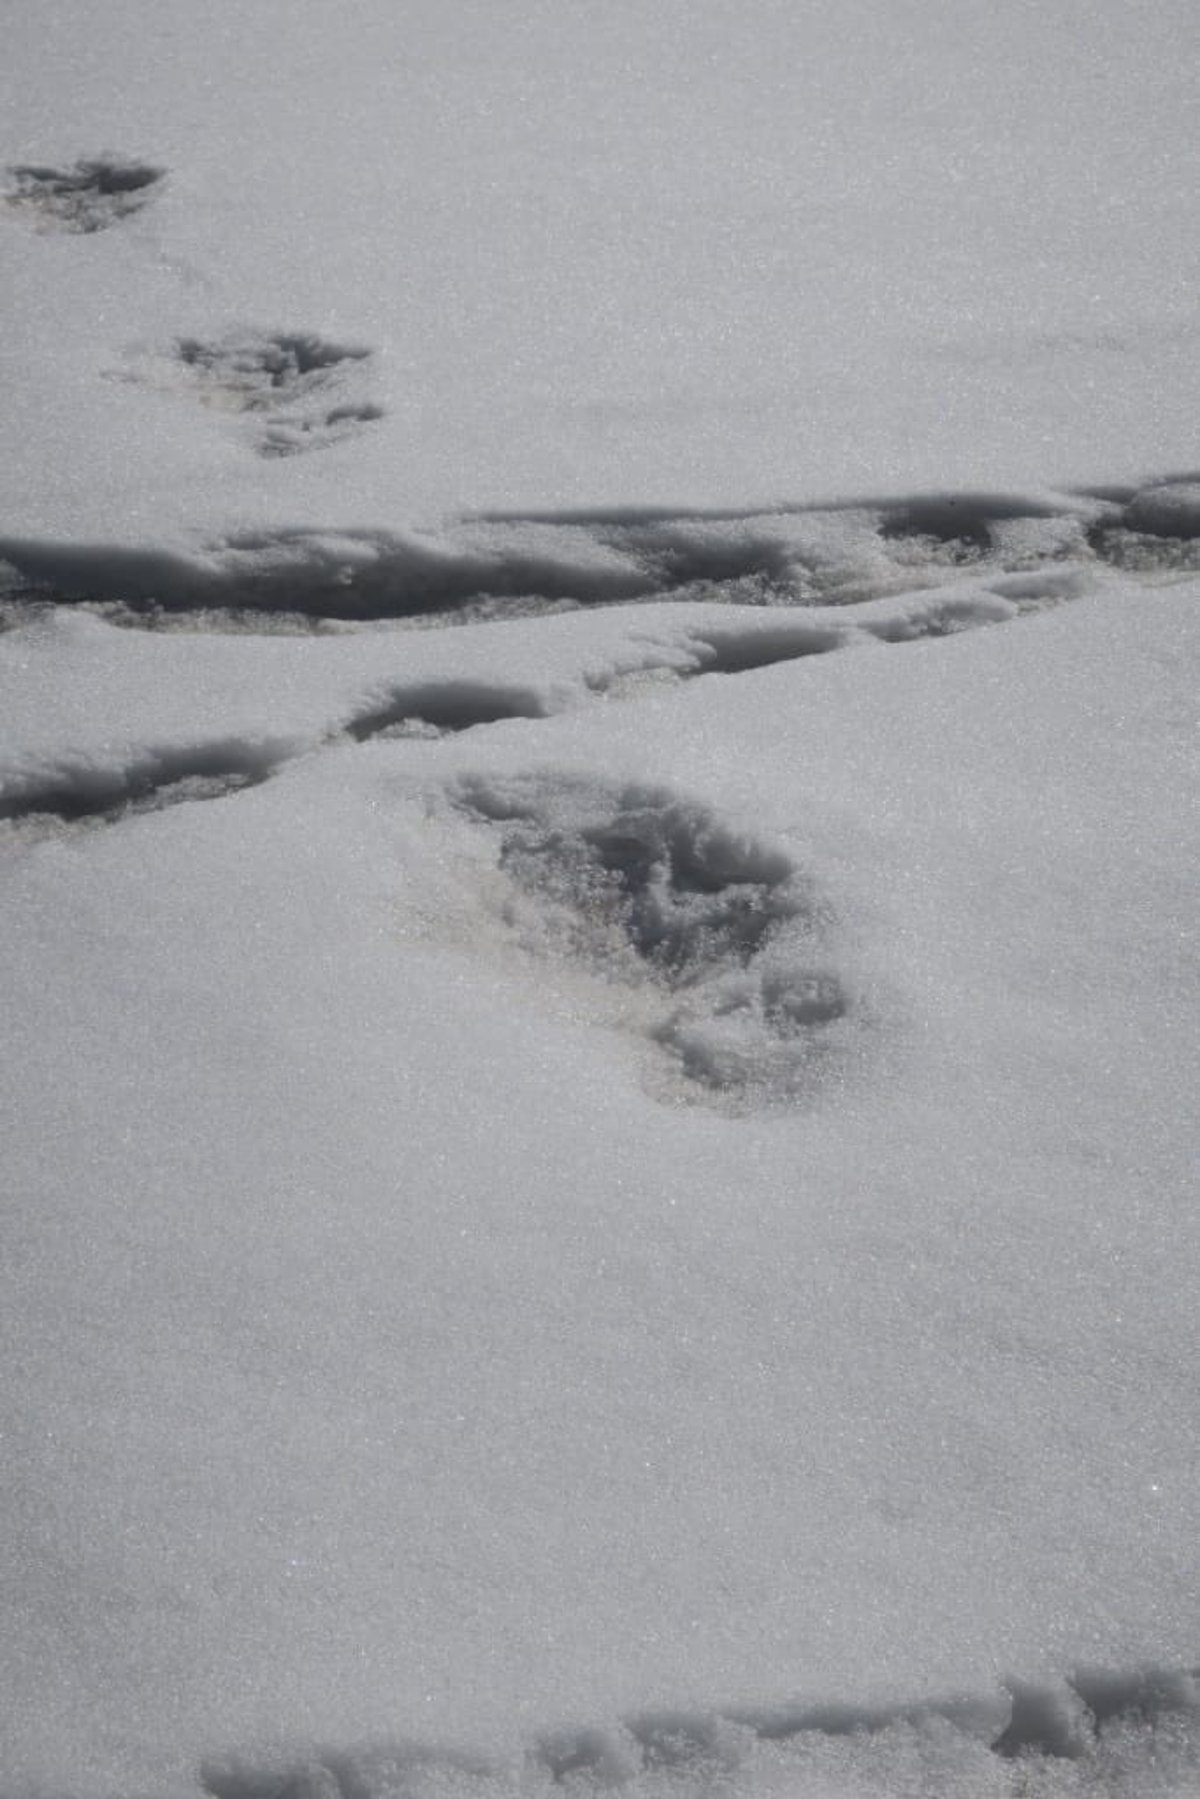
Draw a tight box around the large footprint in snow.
[2,155,165,232]
[451,771,853,1106]
[119,329,385,458]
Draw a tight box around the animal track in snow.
[121,330,384,458]
[2,156,165,232]
[451,772,851,1105]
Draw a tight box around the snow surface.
[4,578,1199,1799]
[3,3,1200,1797]
[2,0,1199,551]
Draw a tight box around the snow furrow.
[2,477,1196,628]
[0,581,1042,843]
[0,738,288,826]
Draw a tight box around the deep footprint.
[3,156,165,232]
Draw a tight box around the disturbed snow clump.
[452,771,850,1104]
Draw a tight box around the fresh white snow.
[2,3,1199,1797]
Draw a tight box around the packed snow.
[2,3,1199,1797]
